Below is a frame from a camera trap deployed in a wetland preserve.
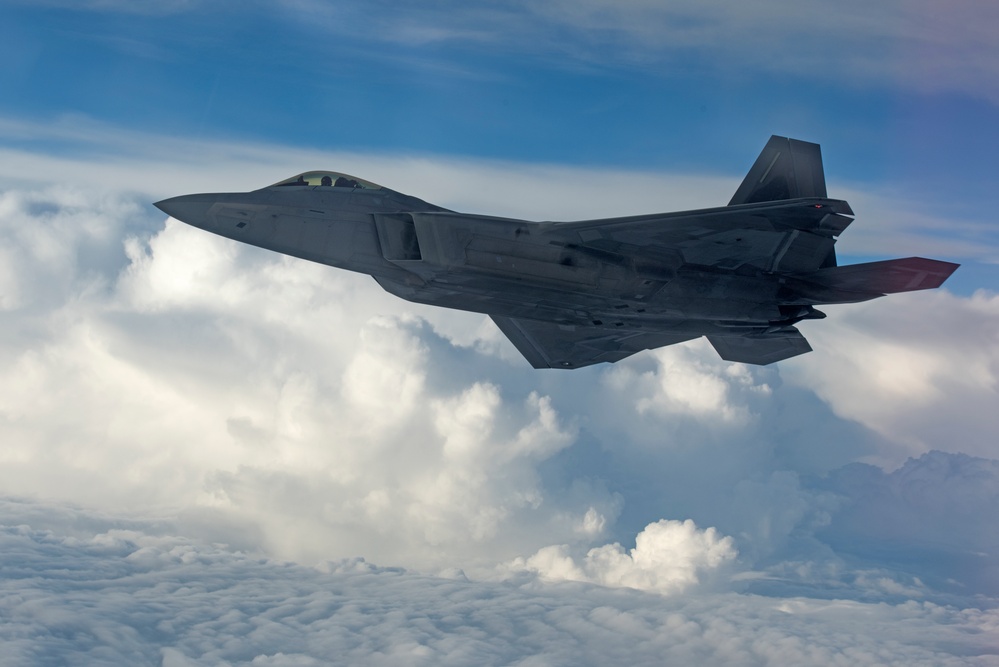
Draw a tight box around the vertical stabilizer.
[729,135,826,205]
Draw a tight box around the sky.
[1,1,998,665]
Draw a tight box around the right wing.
[491,316,699,369]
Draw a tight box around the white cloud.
[786,289,999,465]
[0,187,596,572]
[1,126,998,625]
[816,451,999,594]
[3,115,991,268]
[832,187,999,262]
[604,342,773,426]
[515,519,738,595]
[1,500,995,667]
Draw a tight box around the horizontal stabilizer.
[708,329,812,365]
[805,257,959,295]
[730,136,826,206]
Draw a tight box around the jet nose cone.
[154,195,214,229]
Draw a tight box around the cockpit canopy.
[268,171,384,190]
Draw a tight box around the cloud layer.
[1,132,997,663]
[2,500,996,666]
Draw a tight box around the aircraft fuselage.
[156,138,958,368]
[157,187,806,337]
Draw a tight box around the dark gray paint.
[155,137,958,369]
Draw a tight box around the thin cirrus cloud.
[5,0,201,14]
[23,0,999,107]
[277,0,999,102]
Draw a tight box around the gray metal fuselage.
[164,187,799,336]
[156,138,958,368]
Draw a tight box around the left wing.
[491,316,699,369]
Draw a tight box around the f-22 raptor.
[156,136,958,369]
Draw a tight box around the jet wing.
[491,316,699,369]
[707,329,812,365]
[548,199,852,275]
[547,137,850,274]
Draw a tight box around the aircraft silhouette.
[156,136,958,368]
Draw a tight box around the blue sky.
[1,2,998,665]
[4,0,998,293]
[4,1,999,190]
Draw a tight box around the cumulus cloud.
[786,289,999,465]
[1,128,997,624]
[604,343,774,426]
[514,519,737,595]
[0,181,598,572]
[816,451,999,595]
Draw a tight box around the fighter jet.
[155,136,958,369]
